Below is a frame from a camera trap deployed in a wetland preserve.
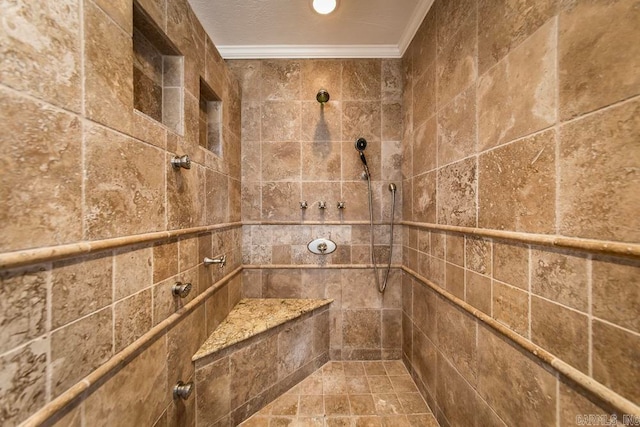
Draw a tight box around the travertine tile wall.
[228,59,406,361]
[0,0,241,425]
[401,0,640,425]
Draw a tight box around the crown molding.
[397,0,435,56]
[217,44,402,59]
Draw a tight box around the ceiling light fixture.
[312,0,337,15]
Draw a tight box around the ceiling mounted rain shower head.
[316,89,330,104]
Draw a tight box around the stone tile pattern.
[0,0,242,425]
[240,360,438,427]
[242,268,404,363]
[402,0,640,424]
[194,305,331,425]
[228,58,403,224]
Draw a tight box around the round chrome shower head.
[316,89,330,104]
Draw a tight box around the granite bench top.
[193,298,333,362]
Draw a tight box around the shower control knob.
[337,201,345,209]
[173,381,193,400]
[172,282,192,299]
[171,154,191,169]
[300,201,308,209]
[317,242,328,253]
[318,201,326,209]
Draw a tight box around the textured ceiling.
[188,0,434,58]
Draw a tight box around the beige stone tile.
[342,270,382,309]
[436,15,477,107]
[84,0,133,134]
[411,328,436,393]
[166,0,205,97]
[167,159,206,229]
[412,117,437,176]
[466,236,492,276]
[196,357,230,425]
[381,141,403,182]
[228,60,261,102]
[261,101,301,142]
[114,245,153,301]
[262,141,301,181]
[135,0,165,31]
[435,354,478,426]
[205,170,229,223]
[437,299,478,385]
[390,377,418,395]
[51,253,112,329]
[382,103,402,142]
[0,89,82,251]
[478,19,557,150]
[0,0,81,111]
[436,157,477,227]
[167,305,204,388]
[402,179,413,222]
[592,257,640,334]
[412,282,436,341]
[301,60,343,102]
[277,318,315,379]
[325,395,351,416]
[302,140,341,181]
[85,124,165,239]
[592,320,640,403]
[302,101,342,142]
[373,393,403,415]
[242,181,262,221]
[51,307,112,396]
[0,338,48,426]
[229,178,242,223]
[85,337,167,426]
[94,0,132,33]
[346,377,370,395]
[382,310,402,350]
[342,101,382,143]
[437,86,476,166]
[410,8,437,79]
[270,394,299,416]
[382,60,403,103]
[477,324,556,426]
[531,296,588,373]
[493,240,529,290]
[50,403,83,427]
[412,64,437,130]
[153,239,179,283]
[445,263,464,300]
[261,181,301,221]
[341,181,374,222]
[493,280,529,337]
[465,271,491,315]
[478,130,556,233]
[301,182,342,222]
[478,0,557,73]
[445,234,464,266]
[261,60,300,101]
[343,310,381,349]
[114,289,153,352]
[559,0,640,119]
[406,414,439,427]
[412,172,436,224]
[558,382,612,427]
[558,99,640,243]
[299,395,324,416]
[343,59,381,101]
[0,265,48,354]
[231,335,278,408]
[350,394,376,415]
[531,248,588,311]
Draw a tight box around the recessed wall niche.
[199,79,223,156]
[132,2,183,134]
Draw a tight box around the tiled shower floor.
[240,360,439,427]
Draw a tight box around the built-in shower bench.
[192,298,332,426]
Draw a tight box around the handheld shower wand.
[354,137,396,293]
